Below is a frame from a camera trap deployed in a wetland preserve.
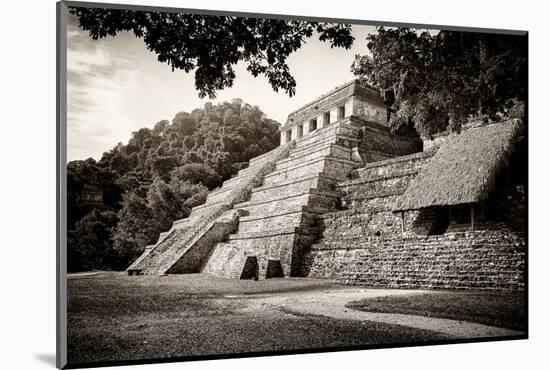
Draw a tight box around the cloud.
[67,15,142,161]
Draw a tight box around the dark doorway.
[412,206,450,235]
[428,207,451,235]
[266,260,285,278]
[240,256,259,280]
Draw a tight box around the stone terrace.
[302,152,525,290]
[203,121,362,279]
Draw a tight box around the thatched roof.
[393,119,522,212]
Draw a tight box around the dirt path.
[236,288,523,339]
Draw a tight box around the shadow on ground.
[66,272,524,367]
[34,353,56,367]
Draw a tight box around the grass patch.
[346,291,526,331]
[67,272,446,365]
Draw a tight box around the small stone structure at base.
[128,79,526,291]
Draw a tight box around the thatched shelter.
[393,119,523,214]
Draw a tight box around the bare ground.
[67,272,524,367]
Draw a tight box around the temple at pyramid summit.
[128,79,526,291]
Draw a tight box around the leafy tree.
[170,163,221,190]
[113,191,160,261]
[147,176,208,231]
[69,7,354,98]
[68,210,123,272]
[67,158,123,229]
[151,155,179,180]
[351,28,527,137]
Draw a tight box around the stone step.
[360,150,397,163]
[303,225,525,290]
[335,276,525,288]
[262,170,339,188]
[248,147,279,165]
[238,207,321,234]
[235,189,339,215]
[172,218,189,227]
[335,276,524,290]
[447,222,508,232]
[321,157,359,179]
[251,174,336,201]
[275,145,351,171]
[343,193,402,213]
[134,228,189,270]
[266,157,328,183]
[228,162,267,178]
[334,272,525,286]
[341,189,404,205]
[311,234,525,251]
[239,206,324,222]
[235,193,308,214]
[206,186,242,204]
[293,123,360,148]
[288,140,350,160]
[353,151,434,179]
[292,131,360,155]
[288,135,341,156]
[339,168,419,188]
[221,171,256,187]
[190,199,224,215]
[268,156,356,184]
[224,148,290,183]
[338,172,416,201]
[229,226,319,240]
[208,183,238,197]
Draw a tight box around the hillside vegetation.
[67,100,280,272]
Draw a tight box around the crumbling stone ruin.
[128,80,526,291]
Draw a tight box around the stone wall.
[302,148,526,291]
[350,95,387,125]
[356,118,421,163]
[302,227,525,291]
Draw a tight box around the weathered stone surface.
[167,209,244,274]
[128,143,293,275]
[302,150,525,291]
[302,227,525,291]
[205,121,360,279]
[127,81,525,292]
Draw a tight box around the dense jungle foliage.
[67,100,279,272]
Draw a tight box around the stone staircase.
[202,121,363,279]
[127,142,294,275]
[301,151,525,290]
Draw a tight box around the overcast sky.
[67,12,377,161]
